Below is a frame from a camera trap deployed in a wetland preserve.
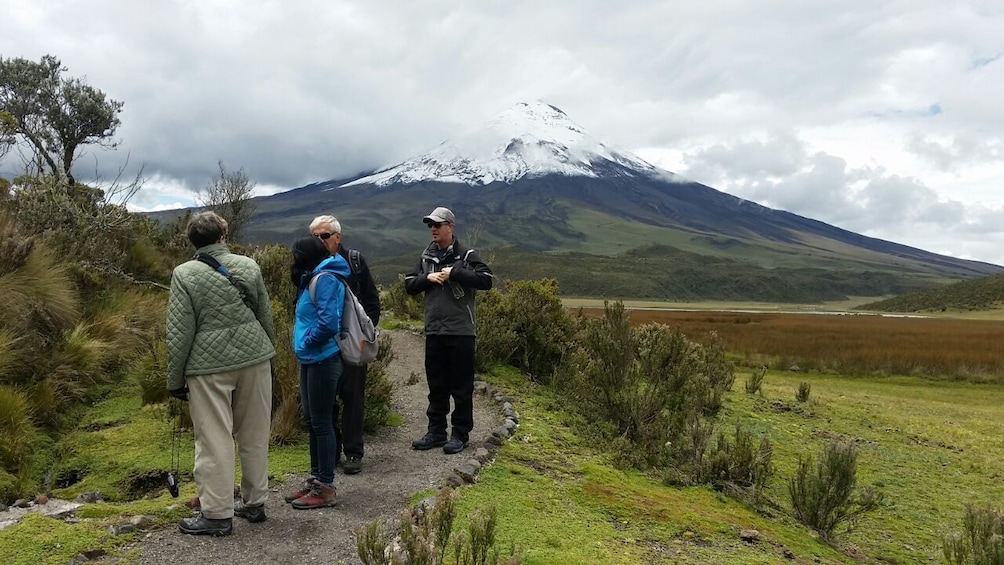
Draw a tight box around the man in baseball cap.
[406,206,493,455]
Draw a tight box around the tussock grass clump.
[943,502,1004,565]
[134,341,169,405]
[0,385,34,501]
[788,440,884,541]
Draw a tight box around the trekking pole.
[167,400,182,498]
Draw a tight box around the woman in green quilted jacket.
[166,211,276,536]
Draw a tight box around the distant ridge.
[860,273,1004,312]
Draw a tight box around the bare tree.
[199,161,257,244]
[0,55,123,185]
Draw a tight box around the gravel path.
[136,329,500,564]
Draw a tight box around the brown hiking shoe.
[291,482,337,509]
[284,478,316,503]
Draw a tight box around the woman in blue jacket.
[285,236,351,509]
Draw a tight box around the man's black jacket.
[337,244,381,325]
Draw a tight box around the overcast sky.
[2,1,1002,265]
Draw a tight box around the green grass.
[450,366,850,564]
[444,366,1004,563]
[733,371,1004,563]
[9,339,1004,564]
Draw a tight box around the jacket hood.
[313,254,351,278]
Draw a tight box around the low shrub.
[943,502,1004,565]
[788,440,884,541]
[796,382,811,403]
[356,487,520,565]
[693,423,773,501]
[745,366,766,395]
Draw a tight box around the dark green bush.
[363,332,395,432]
[475,279,571,380]
[944,502,1004,565]
[383,277,424,321]
[556,301,735,469]
[788,440,884,541]
[269,300,302,445]
[252,244,296,310]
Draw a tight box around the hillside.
[859,272,1004,312]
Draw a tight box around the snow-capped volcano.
[342,101,668,187]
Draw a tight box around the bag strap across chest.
[195,253,253,310]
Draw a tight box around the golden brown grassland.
[572,306,1004,381]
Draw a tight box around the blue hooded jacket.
[293,254,351,364]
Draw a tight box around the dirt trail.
[137,328,500,564]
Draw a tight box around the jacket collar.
[194,242,229,258]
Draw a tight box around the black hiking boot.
[412,433,448,450]
[234,500,266,523]
[343,456,362,475]
[179,514,233,536]
[443,437,467,455]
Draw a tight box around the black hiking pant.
[424,334,476,443]
[333,362,366,459]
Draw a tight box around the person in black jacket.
[309,215,381,474]
[405,207,494,455]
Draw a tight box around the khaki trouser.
[187,360,272,519]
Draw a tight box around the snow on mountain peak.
[342,101,663,187]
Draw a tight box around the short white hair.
[310,215,341,233]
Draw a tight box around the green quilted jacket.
[166,243,276,391]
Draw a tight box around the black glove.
[169,386,189,401]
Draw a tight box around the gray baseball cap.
[423,206,456,225]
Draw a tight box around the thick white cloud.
[2,0,1003,263]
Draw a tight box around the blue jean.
[300,355,343,485]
